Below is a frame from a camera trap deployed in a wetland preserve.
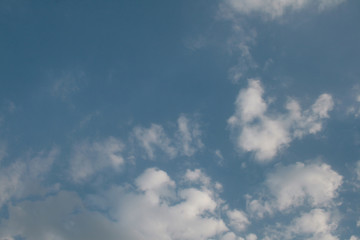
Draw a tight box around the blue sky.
[0,0,360,239]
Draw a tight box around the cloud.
[133,115,203,160]
[176,115,204,157]
[0,168,248,240]
[69,137,125,183]
[247,161,342,217]
[286,208,339,240]
[263,208,339,240]
[0,147,59,209]
[222,0,346,19]
[228,79,334,162]
[50,71,85,101]
[133,124,177,160]
[227,209,250,232]
[356,160,360,181]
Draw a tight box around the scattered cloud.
[221,0,346,19]
[132,115,203,160]
[133,124,177,160]
[228,79,334,162]
[285,208,339,240]
[0,168,252,240]
[227,209,250,232]
[0,147,59,209]
[69,137,125,183]
[247,161,342,217]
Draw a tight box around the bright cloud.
[286,208,339,240]
[227,209,250,232]
[247,161,342,217]
[0,168,253,240]
[228,79,334,162]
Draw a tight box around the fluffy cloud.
[227,209,250,232]
[0,147,59,209]
[69,137,125,183]
[222,0,346,19]
[1,168,250,240]
[247,162,342,217]
[133,115,203,160]
[228,79,334,162]
[263,208,339,240]
[286,208,339,240]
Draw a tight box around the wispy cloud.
[132,115,203,160]
[69,137,125,183]
[221,0,346,20]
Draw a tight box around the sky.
[0,0,359,239]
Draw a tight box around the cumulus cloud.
[133,115,203,160]
[263,208,339,240]
[286,208,339,240]
[0,168,246,240]
[222,0,346,19]
[247,162,342,217]
[228,79,334,162]
[0,147,59,209]
[69,137,125,183]
[227,209,250,232]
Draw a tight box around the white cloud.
[0,168,235,240]
[263,208,339,240]
[286,208,339,240]
[133,115,203,160]
[0,147,59,209]
[247,162,342,217]
[227,209,250,232]
[228,79,334,162]
[245,233,257,240]
[221,232,244,240]
[222,0,346,19]
[133,123,177,159]
[69,137,125,183]
[350,236,359,240]
[176,115,204,157]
